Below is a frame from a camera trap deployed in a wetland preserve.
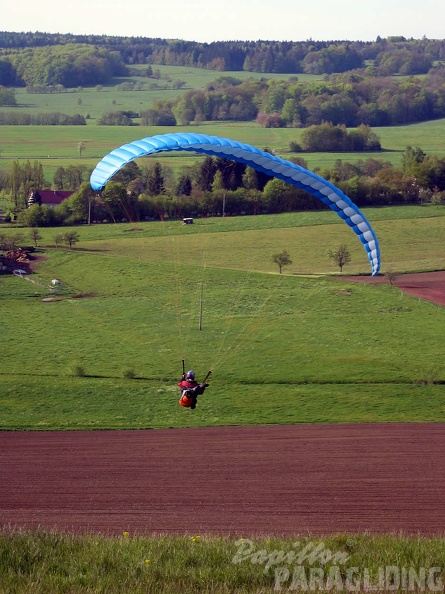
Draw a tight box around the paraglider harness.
[179,361,211,409]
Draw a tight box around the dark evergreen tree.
[175,174,192,196]
[196,156,216,192]
[147,161,165,196]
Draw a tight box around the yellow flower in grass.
[190,535,202,542]
[122,531,129,538]
[144,559,151,565]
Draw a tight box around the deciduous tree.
[272,249,292,274]
[78,142,86,157]
[30,228,41,247]
[64,231,80,250]
[327,244,351,272]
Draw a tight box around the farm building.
[28,190,73,208]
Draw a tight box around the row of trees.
[9,146,444,228]
[2,142,445,207]
[0,229,79,252]
[0,112,86,125]
[96,111,138,126]
[1,32,445,75]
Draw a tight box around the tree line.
[1,32,445,75]
[4,64,445,129]
[0,112,86,125]
[4,145,444,227]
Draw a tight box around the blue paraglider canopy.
[90,133,380,275]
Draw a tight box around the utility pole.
[199,283,203,331]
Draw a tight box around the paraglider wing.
[90,133,380,275]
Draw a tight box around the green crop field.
[2,118,445,184]
[1,206,444,430]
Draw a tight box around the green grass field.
[1,207,444,430]
[2,118,445,185]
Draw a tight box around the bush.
[122,368,136,380]
[69,363,86,377]
[289,141,303,152]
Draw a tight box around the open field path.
[1,423,444,536]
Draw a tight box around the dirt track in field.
[342,270,445,307]
[1,423,445,536]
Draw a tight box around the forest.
[1,32,445,75]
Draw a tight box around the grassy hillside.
[1,207,444,430]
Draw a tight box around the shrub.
[289,141,303,152]
[122,368,136,380]
[69,363,86,377]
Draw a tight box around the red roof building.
[28,190,73,207]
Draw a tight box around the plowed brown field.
[1,423,444,536]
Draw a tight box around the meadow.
[1,529,445,594]
[1,206,444,431]
[2,118,445,184]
